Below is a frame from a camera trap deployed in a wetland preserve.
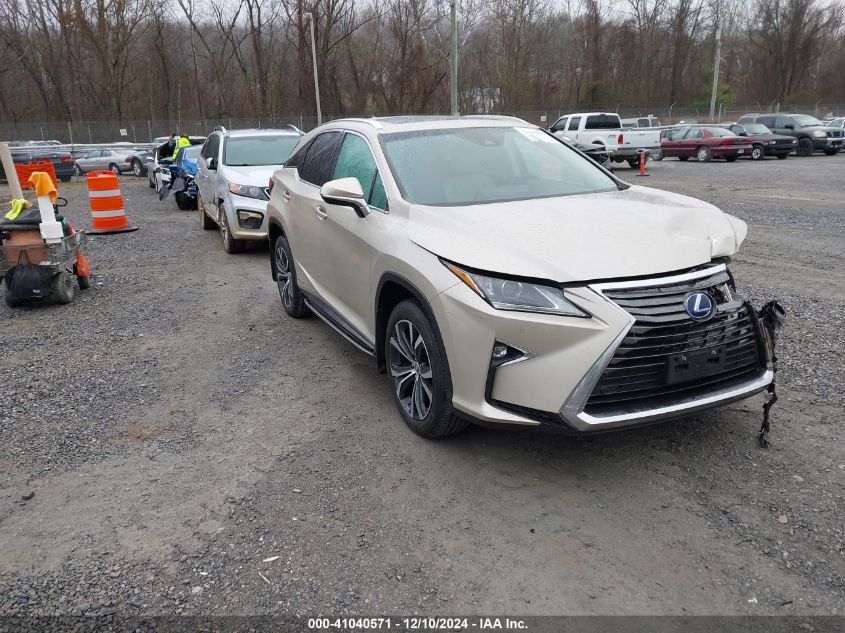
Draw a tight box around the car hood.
[222,165,282,186]
[751,133,795,142]
[407,186,747,282]
[798,125,832,132]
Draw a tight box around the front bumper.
[812,136,843,150]
[433,265,772,434]
[225,193,269,240]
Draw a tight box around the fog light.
[492,343,509,359]
[237,210,263,229]
[490,341,534,367]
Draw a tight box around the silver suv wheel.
[390,319,433,420]
[275,244,294,309]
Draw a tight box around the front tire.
[696,146,711,162]
[750,145,765,160]
[386,300,467,438]
[219,206,244,254]
[52,271,74,304]
[273,234,308,318]
[131,159,144,177]
[796,137,813,157]
[109,163,121,176]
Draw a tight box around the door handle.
[316,205,328,220]
[282,190,291,201]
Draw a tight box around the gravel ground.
[0,154,843,621]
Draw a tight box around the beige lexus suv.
[266,116,773,438]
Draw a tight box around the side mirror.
[207,157,217,170]
[320,177,369,218]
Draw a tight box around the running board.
[303,293,375,356]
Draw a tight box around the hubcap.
[389,320,433,421]
[698,148,707,161]
[753,147,762,159]
[275,245,293,308]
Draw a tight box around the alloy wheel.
[389,319,433,421]
[220,210,230,248]
[132,160,143,176]
[275,244,293,308]
[751,146,763,160]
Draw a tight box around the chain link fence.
[2,104,843,143]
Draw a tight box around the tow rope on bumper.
[757,300,786,448]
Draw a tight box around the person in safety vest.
[172,134,191,160]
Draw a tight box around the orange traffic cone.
[86,170,138,234]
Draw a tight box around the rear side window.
[298,131,342,186]
[584,115,620,129]
[332,133,388,211]
[758,115,776,127]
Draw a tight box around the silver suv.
[196,126,302,253]
[266,116,773,438]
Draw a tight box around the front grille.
[585,268,765,416]
[828,130,843,138]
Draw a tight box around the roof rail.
[277,123,303,134]
[214,125,227,133]
[333,118,384,130]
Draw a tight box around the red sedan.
[660,126,754,162]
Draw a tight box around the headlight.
[228,182,268,200]
[443,262,588,317]
[768,140,777,145]
[812,130,826,138]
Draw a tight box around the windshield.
[224,135,299,166]
[381,126,618,206]
[826,118,844,127]
[744,124,771,134]
[792,115,821,127]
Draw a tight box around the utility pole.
[304,12,322,126]
[709,21,722,123]
[450,1,458,116]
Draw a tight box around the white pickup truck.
[550,112,662,167]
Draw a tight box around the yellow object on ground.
[5,198,32,221]
[28,172,57,204]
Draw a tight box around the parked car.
[621,115,662,128]
[825,117,845,133]
[265,116,771,438]
[660,126,753,162]
[550,112,661,167]
[73,148,136,175]
[737,113,843,156]
[147,136,205,192]
[1,147,75,182]
[558,134,614,171]
[196,126,302,253]
[725,123,797,160]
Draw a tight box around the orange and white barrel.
[86,170,138,234]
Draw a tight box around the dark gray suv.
[737,113,843,156]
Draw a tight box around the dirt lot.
[1,153,843,619]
